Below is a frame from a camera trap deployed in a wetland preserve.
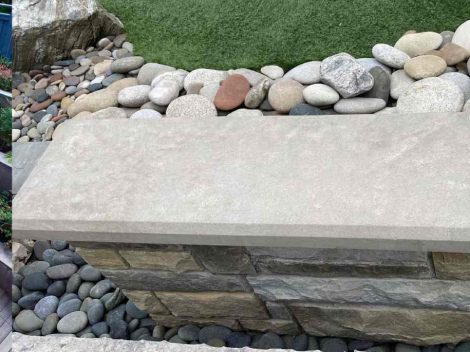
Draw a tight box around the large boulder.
[13,0,123,71]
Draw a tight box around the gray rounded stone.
[130,109,162,119]
[166,94,217,119]
[372,44,410,69]
[66,273,82,293]
[303,83,340,106]
[321,338,348,352]
[284,61,321,84]
[357,58,392,75]
[14,310,44,333]
[149,79,180,106]
[397,77,465,113]
[126,300,147,319]
[47,280,66,297]
[87,301,105,325]
[178,324,200,342]
[183,69,228,91]
[334,98,386,114]
[22,272,49,291]
[46,263,78,279]
[364,66,391,102]
[42,313,59,335]
[34,296,59,320]
[440,72,470,102]
[50,240,68,251]
[395,32,443,57]
[244,78,271,108]
[226,331,251,348]
[137,63,176,85]
[57,298,82,318]
[252,332,285,349]
[90,279,114,299]
[78,282,95,300]
[261,65,284,80]
[111,56,145,73]
[57,311,89,334]
[321,53,374,98]
[79,265,102,282]
[390,70,415,100]
[22,261,50,276]
[92,321,109,336]
[199,325,232,344]
[289,103,324,116]
[117,85,151,108]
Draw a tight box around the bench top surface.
[13,113,470,252]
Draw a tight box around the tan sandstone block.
[289,302,470,345]
[239,319,300,335]
[122,290,169,315]
[119,249,202,273]
[155,292,269,319]
[75,247,127,269]
[433,252,470,280]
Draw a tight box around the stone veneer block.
[289,303,470,345]
[75,247,127,269]
[239,319,300,335]
[190,246,256,274]
[154,292,269,319]
[149,315,241,330]
[248,276,470,311]
[248,247,431,278]
[100,269,249,292]
[433,252,470,280]
[265,302,293,320]
[121,290,169,315]
[119,249,202,273]
[13,114,470,253]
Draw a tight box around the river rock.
[34,296,59,320]
[357,58,392,75]
[214,74,250,110]
[137,63,176,85]
[117,85,151,107]
[42,313,59,335]
[321,53,374,98]
[151,69,188,90]
[334,98,386,114]
[57,311,88,334]
[229,68,268,86]
[245,78,271,108]
[404,55,447,79]
[78,265,102,282]
[261,65,284,79]
[452,20,470,52]
[46,264,78,280]
[438,43,469,66]
[390,70,415,99]
[111,56,145,73]
[22,272,49,291]
[14,310,44,333]
[130,109,162,119]
[149,79,180,106]
[372,44,410,68]
[268,78,304,113]
[395,32,443,57]
[57,298,82,318]
[440,72,470,101]
[289,103,324,116]
[303,83,340,106]
[364,66,391,102]
[183,69,228,91]
[285,61,321,84]
[397,77,464,113]
[166,94,217,118]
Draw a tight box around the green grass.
[99,0,469,71]
[0,191,11,241]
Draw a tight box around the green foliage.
[0,108,10,152]
[0,191,11,241]
[100,0,469,71]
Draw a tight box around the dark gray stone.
[126,300,147,319]
[22,261,50,277]
[87,301,105,324]
[78,282,94,300]
[104,288,126,311]
[18,292,44,310]
[109,319,128,339]
[199,325,232,344]
[66,273,82,293]
[191,246,256,274]
[47,280,66,297]
[289,103,324,116]
[59,293,79,305]
[57,298,82,318]
[79,265,102,282]
[92,321,109,337]
[90,279,114,298]
[349,340,376,351]
[42,313,59,335]
[456,343,470,352]
[364,66,391,103]
[102,74,125,87]
[251,332,285,349]
[293,334,309,351]
[320,338,348,352]
[33,241,51,260]
[34,296,59,320]
[47,263,78,279]
[22,273,49,291]
[178,324,200,342]
[226,331,252,348]
[396,344,422,352]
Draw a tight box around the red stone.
[30,99,52,113]
[49,73,63,83]
[51,91,67,101]
[214,74,251,111]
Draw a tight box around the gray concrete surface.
[12,333,302,351]
[13,113,470,252]
[12,142,50,195]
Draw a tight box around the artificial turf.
[99,0,469,71]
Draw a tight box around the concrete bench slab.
[12,142,50,195]
[13,113,470,252]
[13,333,291,352]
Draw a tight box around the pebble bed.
[12,240,470,351]
[11,21,470,143]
